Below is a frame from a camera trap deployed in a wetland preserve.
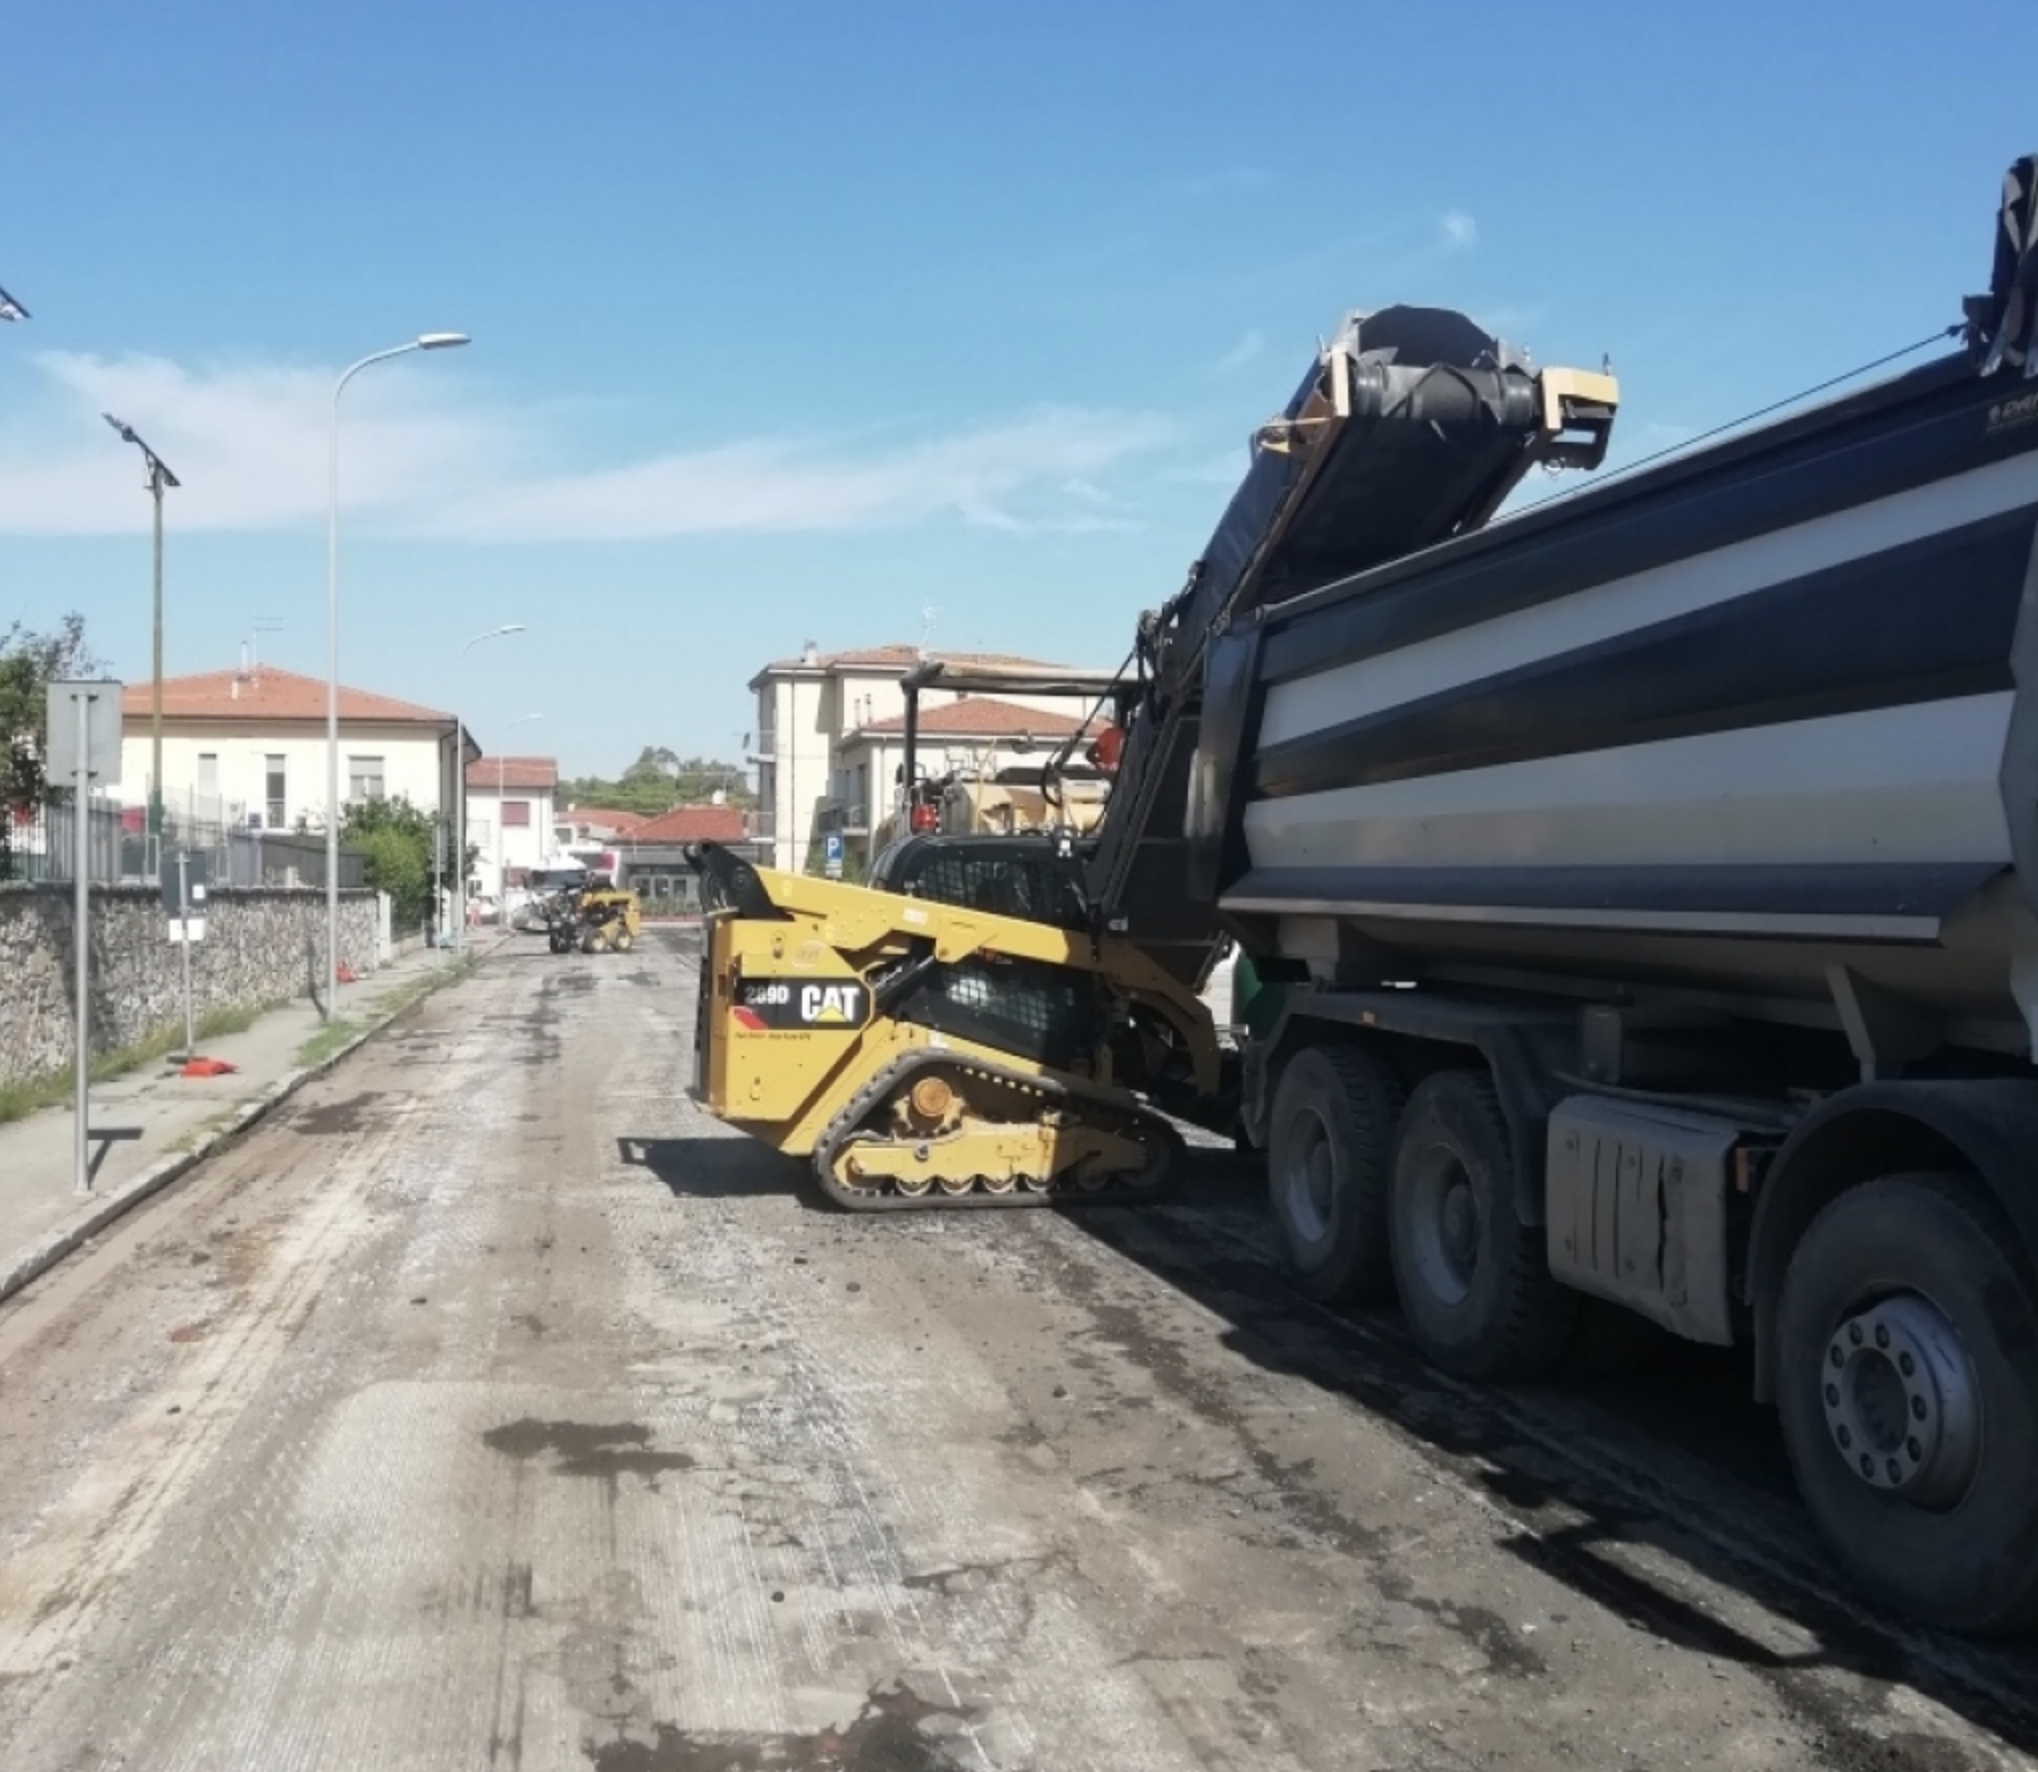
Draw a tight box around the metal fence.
[1,799,130,885]
[2,799,365,890]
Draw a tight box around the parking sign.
[824,833,844,879]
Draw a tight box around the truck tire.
[1774,1173,2038,1633]
[1389,1070,1577,1381]
[1267,1045,1403,1303]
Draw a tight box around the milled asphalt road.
[0,929,2032,1771]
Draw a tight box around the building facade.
[118,664,465,838]
[747,643,1104,875]
[606,803,754,911]
[464,755,562,907]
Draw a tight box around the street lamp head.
[417,332,471,351]
[102,411,182,489]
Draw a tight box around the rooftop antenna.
[252,616,282,678]
[918,604,938,660]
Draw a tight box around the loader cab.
[868,833,1091,931]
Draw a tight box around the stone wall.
[0,886,382,1087]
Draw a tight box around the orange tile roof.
[624,804,747,844]
[120,665,452,724]
[755,643,1080,677]
[466,755,559,791]
[851,696,1091,740]
[562,805,652,832]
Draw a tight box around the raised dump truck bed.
[1197,344,2038,1046]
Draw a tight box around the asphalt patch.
[585,1681,975,1771]
[291,1091,383,1138]
[482,1418,695,1483]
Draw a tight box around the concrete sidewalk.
[0,934,509,1306]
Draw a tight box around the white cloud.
[1215,330,1265,373]
[1440,210,1478,251]
[0,353,1175,542]
[428,406,1173,541]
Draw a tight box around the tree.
[559,748,753,817]
[0,615,100,881]
[341,794,439,931]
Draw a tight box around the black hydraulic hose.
[1513,326,1963,517]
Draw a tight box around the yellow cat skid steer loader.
[685,844,1220,1211]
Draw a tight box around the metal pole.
[497,752,505,927]
[454,718,466,952]
[73,692,91,1195]
[150,469,165,870]
[326,341,444,1020]
[326,374,343,1022]
[178,850,194,1061]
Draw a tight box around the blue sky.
[3,2,2030,778]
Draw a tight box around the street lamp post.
[496,713,543,933]
[454,624,527,951]
[102,415,181,867]
[325,333,470,1023]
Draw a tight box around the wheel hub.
[1280,1112,1336,1245]
[1820,1293,1981,1508]
[1409,1149,1479,1306]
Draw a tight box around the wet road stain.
[291,1092,382,1137]
[586,1681,974,1771]
[483,1418,696,1483]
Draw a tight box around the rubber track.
[810,1049,1185,1213]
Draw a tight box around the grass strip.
[0,998,291,1125]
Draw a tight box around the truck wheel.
[1775,1173,2038,1632]
[614,928,635,952]
[1266,1045,1403,1303]
[1389,1070,1576,1381]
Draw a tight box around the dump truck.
[692,155,2038,1630]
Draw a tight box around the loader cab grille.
[869,836,1088,930]
[900,956,1102,1072]
[868,837,1101,1068]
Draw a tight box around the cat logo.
[801,984,865,1026]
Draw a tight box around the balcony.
[815,802,870,839]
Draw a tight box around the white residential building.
[748,642,1108,875]
[464,755,564,906]
[118,663,466,835]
